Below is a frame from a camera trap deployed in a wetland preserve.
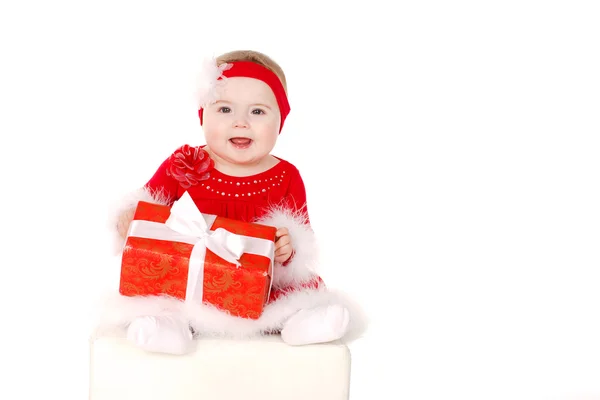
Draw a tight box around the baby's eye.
[251,109,265,115]
[218,107,231,113]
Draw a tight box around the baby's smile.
[229,137,253,149]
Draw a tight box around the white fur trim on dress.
[95,287,367,343]
[254,206,319,289]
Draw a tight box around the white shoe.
[126,315,194,355]
[281,304,350,346]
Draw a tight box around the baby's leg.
[280,304,350,346]
[127,315,194,355]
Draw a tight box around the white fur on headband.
[195,58,232,109]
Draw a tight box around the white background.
[1,1,599,399]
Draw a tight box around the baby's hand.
[274,227,293,264]
[117,207,136,240]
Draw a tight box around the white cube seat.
[89,333,351,400]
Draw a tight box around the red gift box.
[119,192,277,319]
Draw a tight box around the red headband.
[198,61,291,133]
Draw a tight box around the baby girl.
[100,50,366,355]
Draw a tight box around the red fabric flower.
[166,145,214,188]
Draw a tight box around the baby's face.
[202,77,281,166]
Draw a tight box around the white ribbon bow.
[166,191,244,267]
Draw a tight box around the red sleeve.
[284,166,311,225]
[144,153,180,205]
[281,166,312,267]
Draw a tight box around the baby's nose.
[233,118,249,128]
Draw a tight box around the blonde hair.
[216,50,288,95]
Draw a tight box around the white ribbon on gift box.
[126,191,275,304]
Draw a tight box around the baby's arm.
[279,166,311,264]
[283,166,311,226]
[255,167,318,289]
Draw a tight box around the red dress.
[143,145,322,302]
[144,146,310,224]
